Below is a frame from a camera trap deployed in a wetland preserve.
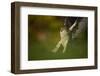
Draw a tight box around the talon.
[52,48,58,53]
[62,50,66,53]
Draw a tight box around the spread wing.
[71,18,87,39]
[69,18,78,32]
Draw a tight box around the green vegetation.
[28,15,88,61]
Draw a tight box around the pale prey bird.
[52,18,78,53]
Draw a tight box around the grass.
[28,31,88,61]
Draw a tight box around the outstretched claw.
[52,47,59,53]
[62,49,66,53]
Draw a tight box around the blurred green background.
[28,15,88,61]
